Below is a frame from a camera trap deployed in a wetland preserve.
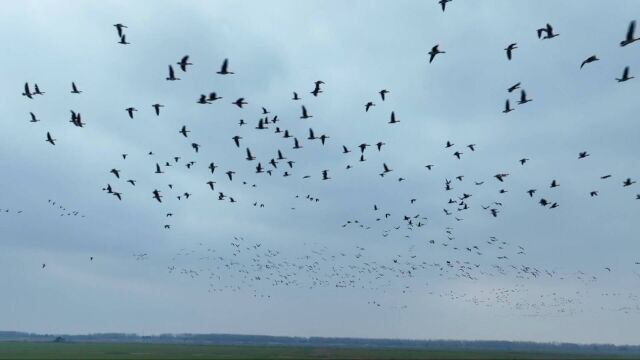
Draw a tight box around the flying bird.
[537,23,559,39]
[428,45,445,63]
[620,20,639,47]
[580,55,599,69]
[616,66,634,82]
[45,132,56,145]
[217,58,234,74]
[71,82,82,94]
[177,55,192,71]
[166,65,180,80]
[505,43,517,60]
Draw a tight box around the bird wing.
[628,20,636,41]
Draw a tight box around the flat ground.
[0,342,638,360]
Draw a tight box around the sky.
[1,0,640,345]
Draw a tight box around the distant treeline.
[1,331,639,355]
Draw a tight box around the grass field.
[0,342,638,360]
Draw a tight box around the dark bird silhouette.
[226,171,235,181]
[208,163,218,174]
[125,107,137,119]
[110,169,121,178]
[300,105,312,119]
[118,34,129,45]
[520,158,529,165]
[179,125,190,137]
[166,65,180,81]
[580,55,599,69]
[208,92,222,102]
[388,111,399,124]
[293,138,302,149]
[425,164,434,170]
[517,90,532,104]
[467,144,476,151]
[623,178,636,187]
[342,145,351,154]
[114,23,127,38]
[152,103,164,116]
[365,102,375,112]
[445,140,454,148]
[29,112,40,123]
[439,0,452,12]
[155,163,163,174]
[379,89,389,101]
[537,23,559,39]
[527,189,537,197]
[508,82,521,93]
[453,151,463,159]
[428,45,445,63]
[616,66,634,82]
[621,20,639,47]
[191,143,201,152]
[217,58,234,74]
[505,43,517,60]
[177,55,192,71]
[152,189,162,203]
[578,151,590,159]
[322,170,330,180]
[22,83,33,99]
[206,181,215,190]
[550,179,560,188]
[292,92,301,100]
[503,99,513,113]
[45,132,56,145]
[233,98,247,108]
[590,191,599,197]
[71,82,82,94]
[232,135,242,147]
[246,148,256,161]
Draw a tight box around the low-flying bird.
[217,58,234,74]
[505,43,517,60]
[177,55,192,71]
[580,55,599,69]
[428,45,445,63]
[621,20,639,47]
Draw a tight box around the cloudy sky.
[1,0,639,345]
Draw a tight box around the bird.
[527,189,537,197]
[71,82,82,94]
[537,23,559,39]
[292,92,301,100]
[445,141,454,148]
[453,151,463,159]
[179,126,190,137]
[152,104,164,116]
[232,135,242,147]
[428,45,445,63]
[578,151,590,159]
[508,82,521,93]
[376,142,385,151]
[623,178,636,187]
[502,99,513,113]
[154,163,163,174]
[217,58,234,74]
[233,98,247,108]
[467,144,476,151]
[226,171,235,181]
[33,83,45,95]
[425,165,434,170]
[191,143,201,152]
[517,90,532,104]
[29,112,40,123]
[293,138,302,149]
[580,55,599,69]
[388,111,399,124]
[519,158,530,165]
[382,163,392,174]
[246,148,256,161]
[620,20,639,47]
[365,102,375,112]
[110,169,121,178]
[300,105,312,119]
[45,132,56,145]
[590,191,599,197]
[379,89,389,101]
[177,55,192,71]
[22,83,33,99]
[550,180,560,188]
[505,43,517,60]
[322,170,330,180]
[439,0,452,12]
[125,107,137,119]
[152,189,162,203]
[616,66,634,82]
[206,181,216,190]
[113,23,127,38]
[307,128,316,140]
[166,65,180,80]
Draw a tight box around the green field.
[0,342,638,360]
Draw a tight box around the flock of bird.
[9,1,640,317]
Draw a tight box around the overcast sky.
[1,0,640,345]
